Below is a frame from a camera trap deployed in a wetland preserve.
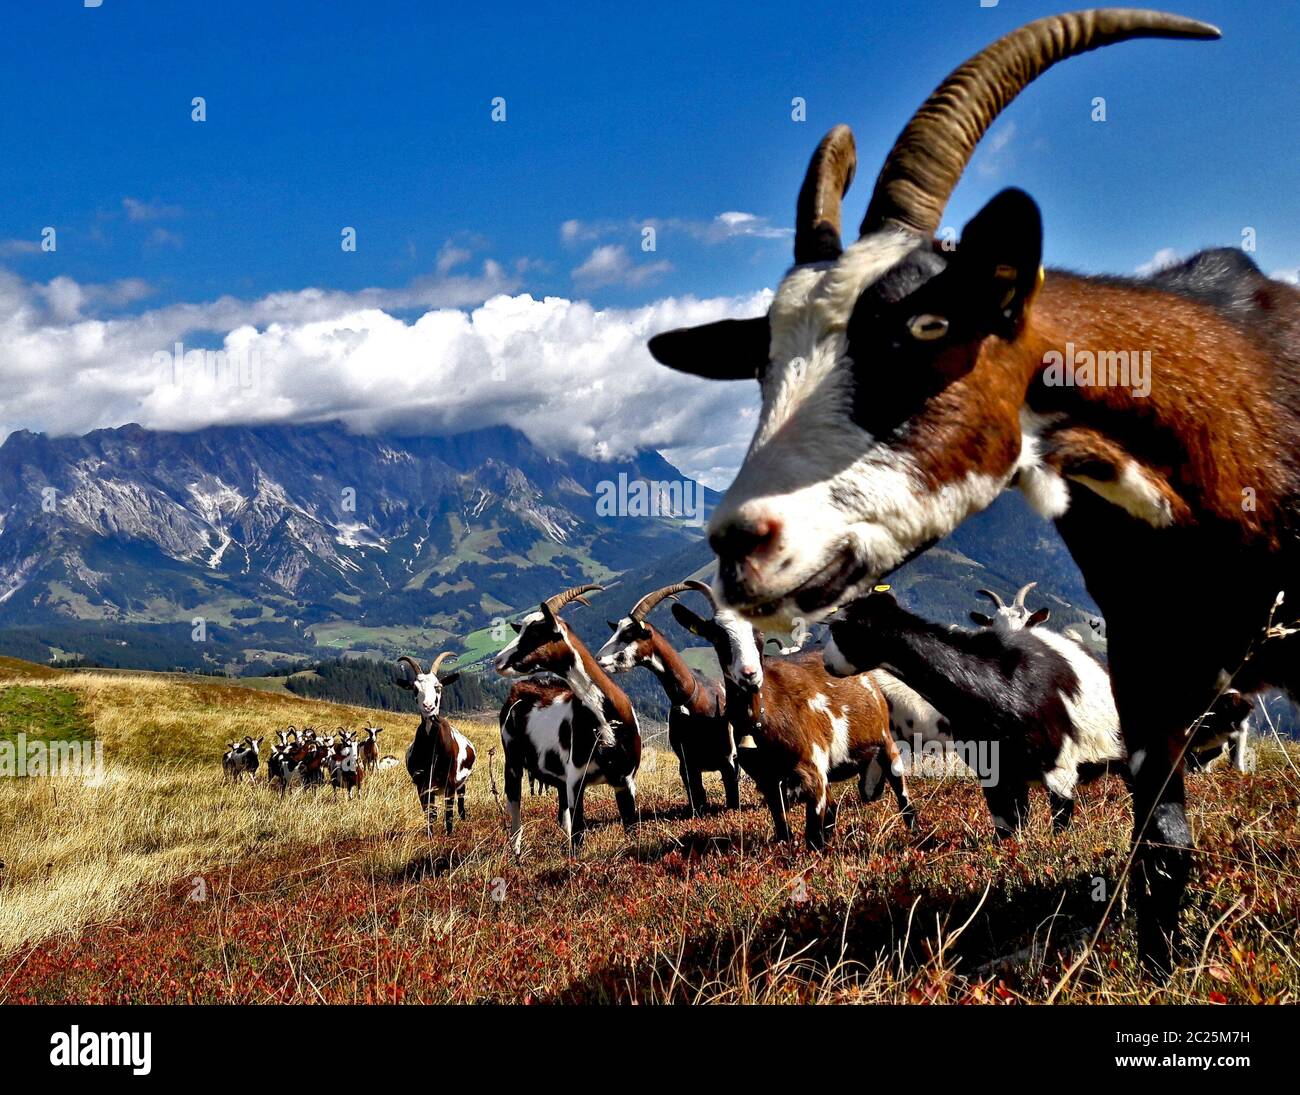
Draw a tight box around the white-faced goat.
[396,653,475,835]
[671,581,911,848]
[598,581,739,815]
[357,726,383,772]
[650,8,1297,969]
[495,584,641,853]
[826,592,1126,837]
[222,736,261,783]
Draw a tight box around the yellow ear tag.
[1029,264,1045,304]
[873,584,892,593]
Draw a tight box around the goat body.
[827,595,1125,836]
[406,714,475,835]
[730,651,908,848]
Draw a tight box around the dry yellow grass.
[0,662,686,959]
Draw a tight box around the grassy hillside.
[1,658,1296,1004]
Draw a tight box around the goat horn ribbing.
[1013,582,1038,610]
[975,588,1005,610]
[794,124,857,264]
[397,655,425,678]
[860,9,1220,237]
[629,582,694,623]
[430,651,455,676]
[543,583,604,616]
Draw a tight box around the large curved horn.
[1013,582,1038,610]
[861,9,1220,237]
[794,124,857,264]
[683,579,719,614]
[397,655,425,678]
[975,588,1006,610]
[543,583,604,616]
[630,582,694,624]
[430,651,455,677]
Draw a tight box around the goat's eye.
[907,314,949,341]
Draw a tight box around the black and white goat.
[597,581,739,815]
[396,653,475,835]
[825,593,1124,837]
[671,582,910,847]
[222,736,261,783]
[495,584,641,853]
[973,583,1251,772]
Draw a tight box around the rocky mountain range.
[0,418,1115,676]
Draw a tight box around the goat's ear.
[1026,607,1051,627]
[970,611,994,627]
[607,619,618,631]
[440,671,460,687]
[671,603,707,637]
[394,675,415,690]
[956,188,1043,340]
[509,619,523,634]
[648,317,770,380]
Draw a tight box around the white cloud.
[562,211,791,248]
[974,120,1016,179]
[122,197,183,223]
[1135,247,1182,276]
[0,264,767,488]
[1274,267,1298,285]
[571,244,672,288]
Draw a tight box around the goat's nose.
[710,513,782,568]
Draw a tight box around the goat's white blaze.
[494,611,543,674]
[596,617,640,672]
[412,674,445,718]
[715,608,763,686]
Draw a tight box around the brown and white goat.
[495,584,642,853]
[328,730,364,800]
[649,8,1297,971]
[597,581,739,815]
[396,653,475,835]
[357,726,383,773]
[671,582,911,848]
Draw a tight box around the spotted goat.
[826,591,1125,836]
[495,584,641,853]
[671,581,911,847]
[396,653,475,835]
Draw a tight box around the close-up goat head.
[649,10,1222,628]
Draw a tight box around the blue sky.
[0,0,1296,482]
